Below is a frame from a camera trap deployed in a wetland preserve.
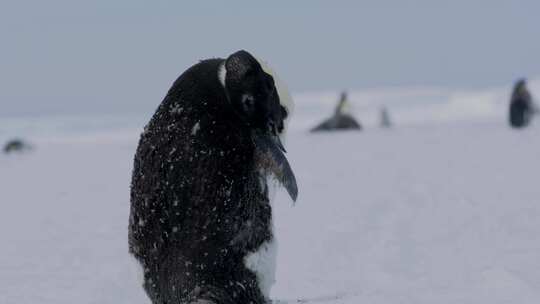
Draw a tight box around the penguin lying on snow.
[3,138,32,154]
[129,50,297,304]
[311,91,361,132]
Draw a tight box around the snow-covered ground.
[1,84,540,304]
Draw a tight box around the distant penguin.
[129,50,298,304]
[509,79,536,128]
[379,107,391,128]
[311,91,362,132]
[3,138,31,154]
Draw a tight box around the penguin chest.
[244,236,277,299]
[241,177,279,299]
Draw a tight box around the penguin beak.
[253,132,298,202]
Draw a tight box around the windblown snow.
[1,81,540,304]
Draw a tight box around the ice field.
[1,82,540,304]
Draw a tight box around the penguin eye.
[268,120,276,133]
[241,94,255,113]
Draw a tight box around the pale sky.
[1,0,539,117]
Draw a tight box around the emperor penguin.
[509,78,536,128]
[129,50,297,304]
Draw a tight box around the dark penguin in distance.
[129,50,297,304]
[311,91,362,132]
[509,78,536,128]
[379,106,392,129]
[3,138,32,154]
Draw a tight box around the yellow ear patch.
[253,56,295,143]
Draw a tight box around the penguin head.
[516,78,527,90]
[222,50,288,141]
[220,50,297,202]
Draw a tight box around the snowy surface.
[2,84,540,304]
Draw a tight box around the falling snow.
[3,82,540,303]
